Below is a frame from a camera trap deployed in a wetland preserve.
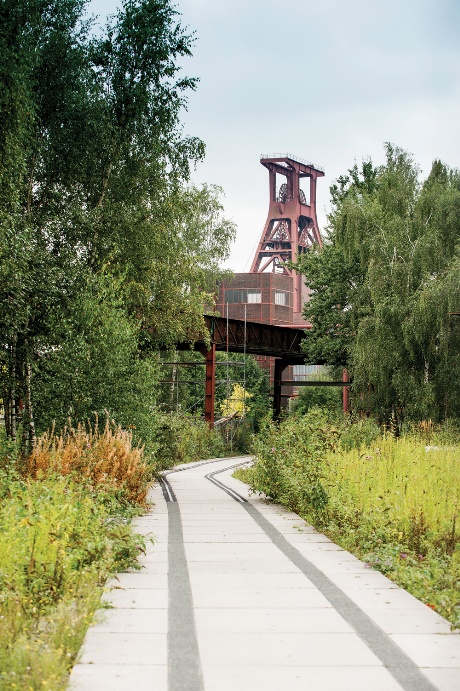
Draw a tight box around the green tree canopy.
[298,144,460,423]
[0,0,235,446]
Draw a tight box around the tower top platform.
[260,153,324,175]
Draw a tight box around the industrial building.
[214,153,325,394]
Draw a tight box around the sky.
[88,0,460,271]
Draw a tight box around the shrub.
[290,384,342,415]
[147,412,225,472]
[338,415,381,451]
[0,419,152,687]
[251,407,334,515]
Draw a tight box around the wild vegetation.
[238,147,459,627]
[145,411,227,471]
[0,0,237,687]
[0,424,149,688]
[0,410,227,688]
[237,409,460,628]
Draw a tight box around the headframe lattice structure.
[250,154,325,318]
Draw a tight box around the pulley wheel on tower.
[278,183,288,202]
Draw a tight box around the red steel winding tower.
[214,153,326,404]
[251,153,324,323]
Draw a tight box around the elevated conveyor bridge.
[176,315,348,425]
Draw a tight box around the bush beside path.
[237,410,460,630]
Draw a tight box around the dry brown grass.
[419,419,434,433]
[25,418,150,505]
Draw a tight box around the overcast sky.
[88,0,460,270]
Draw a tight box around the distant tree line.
[298,144,460,424]
[0,0,235,449]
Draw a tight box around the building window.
[274,290,290,306]
[293,365,325,381]
[224,289,261,304]
[225,289,242,303]
[247,290,261,303]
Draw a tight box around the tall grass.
[0,423,149,689]
[326,436,459,554]
[243,410,460,628]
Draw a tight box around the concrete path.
[69,457,460,691]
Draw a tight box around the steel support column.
[203,344,216,427]
[273,358,289,421]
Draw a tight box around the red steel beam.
[273,359,289,421]
[197,343,216,427]
[176,316,315,426]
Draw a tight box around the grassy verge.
[237,410,460,629]
[0,423,150,689]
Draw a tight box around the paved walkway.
[69,457,460,691]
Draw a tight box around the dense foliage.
[214,352,270,429]
[157,351,270,429]
[0,5,238,679]
[298,145,460,424]
[145,411,226,471]
[290,378,342,416]
[0,0,235,450]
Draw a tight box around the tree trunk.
[4,396,11,438]
[9,338,17,441]
[22,341,36,450]
[21,339,37,454]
